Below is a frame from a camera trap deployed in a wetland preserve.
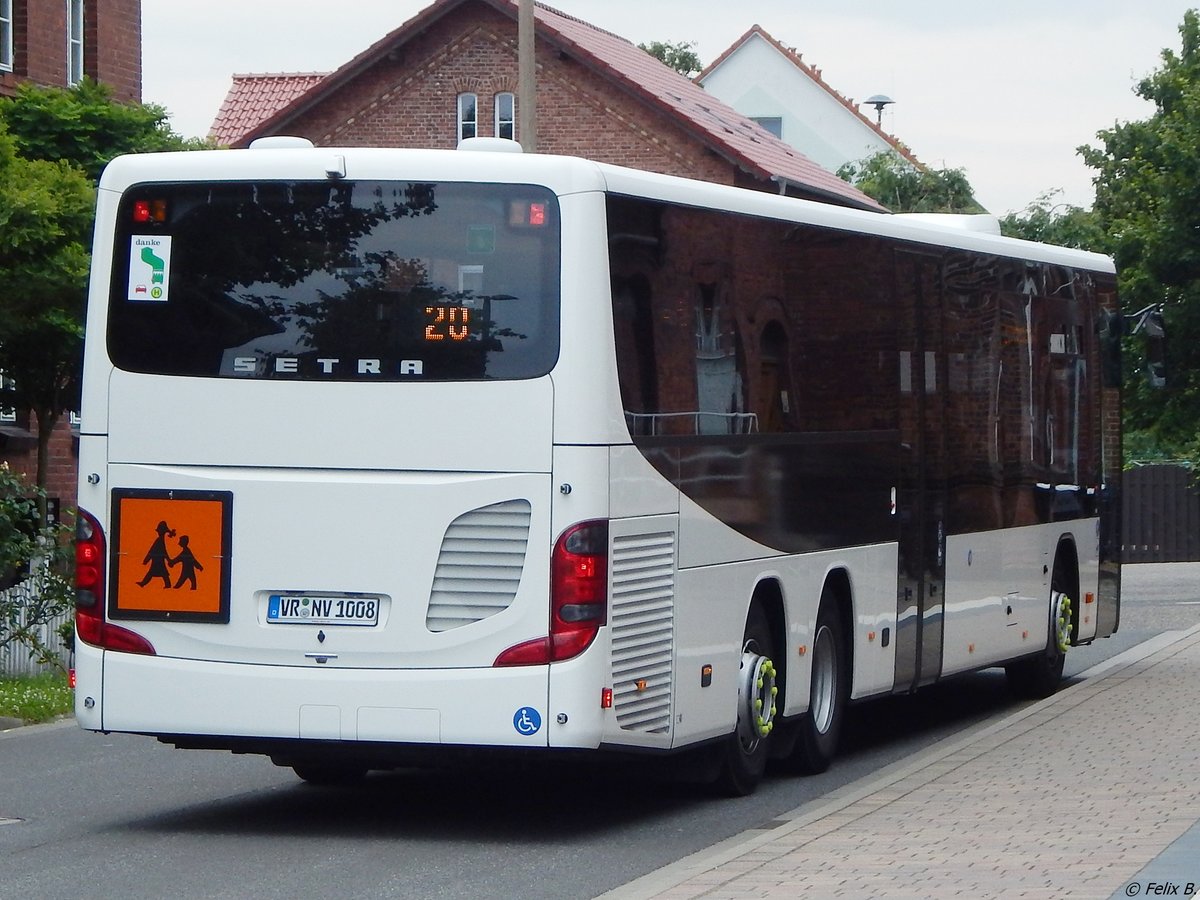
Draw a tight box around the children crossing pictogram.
[135,522,205,590]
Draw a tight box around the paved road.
[1,564,1195,899]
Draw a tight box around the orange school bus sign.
[109,489,232,622]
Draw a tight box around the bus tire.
[786,591,847,775]
[713,602,777,796]
[292,763,368,786]
[1006,587,1070,699]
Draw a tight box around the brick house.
[209,0,881,212]
[1,0,141,512]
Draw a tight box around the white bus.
[74,141,1122,794]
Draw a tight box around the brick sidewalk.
[604,624,1200,900]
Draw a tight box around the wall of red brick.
[1,419,77,513]
[86,0,141,102]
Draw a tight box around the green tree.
[0,80,200,499]
[999,190,1106,251]
[1080,10,1200,463]
[0,122,93,509]
[639,40,704,78]
[837,150,985,214]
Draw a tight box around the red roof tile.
[209,72,329,146]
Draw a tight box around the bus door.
[894,250,947,692]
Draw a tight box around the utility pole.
[518,0,537,151]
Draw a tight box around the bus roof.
[98,145,1115,277]
[593,159,1115,275]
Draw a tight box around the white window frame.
[67,0,84,86]
[494,92,516,141]
[457,93,477,144]
[1,0,14,73]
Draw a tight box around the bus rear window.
[108,181,560,380]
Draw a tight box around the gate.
[1122,464,1200,563]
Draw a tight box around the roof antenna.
[864,94,894,127]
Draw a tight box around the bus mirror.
[1130,305,1167,389]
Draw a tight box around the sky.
[142,0,1197,216]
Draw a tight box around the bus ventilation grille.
[426,499,532,632]
[610,531,676,734]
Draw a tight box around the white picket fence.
[0,576,73,677]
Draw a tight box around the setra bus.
[73,140,1122,794]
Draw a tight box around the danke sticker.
[127,235,172,302]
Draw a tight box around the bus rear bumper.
[78,646,583,750]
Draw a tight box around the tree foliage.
[1080,10,1200,462]
[0,122,93,504]
[0,122,93,324]
[837,150,985,214]
[999,190,1106,252]
[1,78,203,181]
[639,40,704,78]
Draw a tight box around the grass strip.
[0,672,73,724]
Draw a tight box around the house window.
[1,0,13,73]
[751,117,783,139]
[457,93,477,143]
[67,0,84,85]
[495,92,516,141]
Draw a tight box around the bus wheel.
[714,603,777,796]
[787,593,847,775]
[1006,589,1070,699]
[292,763,368,786]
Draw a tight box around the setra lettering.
[229,357,425,377]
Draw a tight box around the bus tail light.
[75,508,156,656]
[494,520,608,667]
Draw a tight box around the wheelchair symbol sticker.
[513,707,542,736]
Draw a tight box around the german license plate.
[267,594,380,626]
